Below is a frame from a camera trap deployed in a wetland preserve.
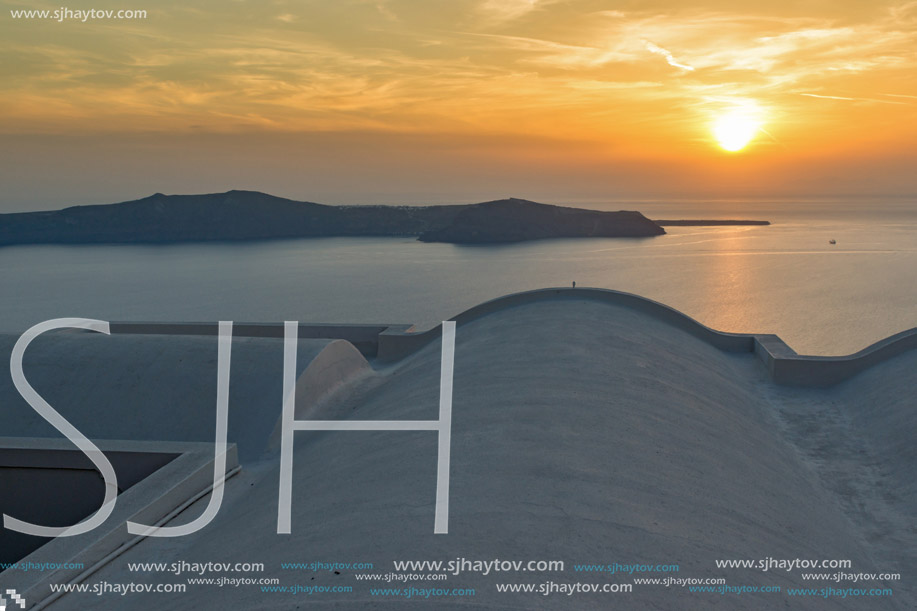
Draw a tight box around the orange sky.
[1,0,916,209]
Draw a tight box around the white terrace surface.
[0,297,913,610]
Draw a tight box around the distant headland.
[0,191,768,246]
[655,219,770,226]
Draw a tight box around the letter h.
[277,321,456,534]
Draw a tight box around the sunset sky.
[2,0,916,210]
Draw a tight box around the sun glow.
[713,109,761,152]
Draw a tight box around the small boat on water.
[828,239,836,245]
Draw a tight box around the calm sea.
[1,198,915,355]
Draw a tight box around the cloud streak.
[800,93,908,105]
[0,0,915,163]
[477,0,541,25]
[643,41,694,71]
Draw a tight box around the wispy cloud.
[800,93,858,101]
[475,0,568,26]
[477,0,540,25]
[643,41,694,71]
[1,0,915,150]
[460,32,631,68]
[800,93,908,105]
[375,2,400,22]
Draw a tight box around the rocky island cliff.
[0,191,665,246]
[417,198,664,243]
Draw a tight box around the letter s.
[6,318,118,537]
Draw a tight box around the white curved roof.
[1,295,912,609]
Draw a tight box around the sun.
[713,110,761,152]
